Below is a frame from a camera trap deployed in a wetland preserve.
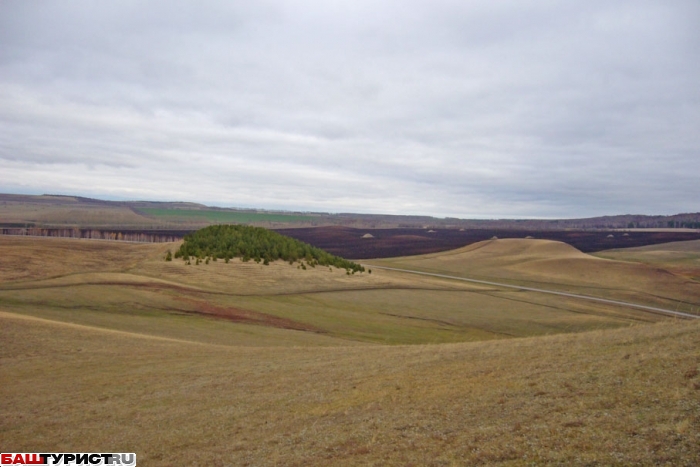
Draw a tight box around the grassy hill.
[594,239,700,282]
[370,238,700,316]
[1,236,699,464]
[0,236,675,346]
[2,307,698,465]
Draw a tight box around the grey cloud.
[1,0,698,218]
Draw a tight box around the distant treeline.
[0,227,184,243]
[174,225,365,272]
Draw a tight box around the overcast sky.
[1,1,698,218]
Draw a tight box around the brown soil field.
[277,226,700,259]
[4,226,699,260]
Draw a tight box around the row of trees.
[0,227,180,242]
[174,225,365,273]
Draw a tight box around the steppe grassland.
[0,236,665,346]
[371,238,700,315]
[0,237,366,347]
[1,235,699,464]
[0,235,413,294]
[1,309,699,465]
[594,239,700,281]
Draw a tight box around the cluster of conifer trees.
[173,224,365,273]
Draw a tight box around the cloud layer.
[1,0,699,217]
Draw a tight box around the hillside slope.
[372,238,700,315]
[595,239,700,282]
[0,236,676,346]
[2,235,699,464]
[1,309,698,465]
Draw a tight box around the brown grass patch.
[179,297,323,332]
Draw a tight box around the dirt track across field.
[365,264,700,320]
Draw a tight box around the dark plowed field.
[275,227,700,259]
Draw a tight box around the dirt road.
[364,265,700,320]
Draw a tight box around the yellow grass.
[595,239,700,282]
[2,236,700,464]
[371,238,700,315]
[1,310,698,465]
[0,237,671,345]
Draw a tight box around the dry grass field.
[594,239,700,282]
[370,238,700,316]
[0,237,677,346]
[2,310,699,465]
[0,195,156,227]
[0,195,323,229]
[1,236,699,465]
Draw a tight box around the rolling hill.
[1,235,699,464]
[0,236,681,346]
[2,303,698,465]
[370,238,700,317]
